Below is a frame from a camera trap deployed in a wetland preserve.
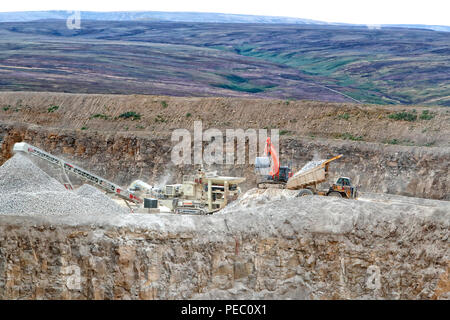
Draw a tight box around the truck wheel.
[328,191,342,198]
[297,189,314,197]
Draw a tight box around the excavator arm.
[264,137,280,178]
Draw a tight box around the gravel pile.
[293,159,326,177]
[219,187,298,212]
[0,153,66,193]
[75,184,129,214]
[0,154,128,216]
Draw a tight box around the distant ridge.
[0,10,449,32]
[0,10,325,24]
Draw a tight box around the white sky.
[1,0,449,26]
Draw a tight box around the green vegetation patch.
[284,99,296,105]
[161,101,168,108]
[388,110,417,122]
[119,111,141,120]
[419,110,434,120]
[236,48,358,76]
[213,83,265,93]
[338,133,364,141]
[338,113,350,120]
[90,113,110,120]
[279,130,291,136]
[224,74,248,83]
[47,105,59,113]
[345,89,390,105]
[154,114,167,123]
[386,138,400,145]
[212,73,276,93]
[384,138,415,146]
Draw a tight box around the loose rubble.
[75,184,129,214]
[0,154,128,216]
[220,187,298,212]
[293,159,326,177]
[0,153,66,193]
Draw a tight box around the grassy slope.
[0,22,352,102]
[0,21,449,105]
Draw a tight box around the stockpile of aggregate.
[220,187,299,212]
[75,184,129,214]
[293,159,326,177]
[0,154,128,216]
[0,153,67,193]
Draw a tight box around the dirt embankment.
[0,91,448,146]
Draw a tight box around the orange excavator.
[254,137,293,188]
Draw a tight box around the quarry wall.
[0,195,448,300]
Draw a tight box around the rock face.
[282,138,450,201]
[0,195,448,300]
[1,123,448,200]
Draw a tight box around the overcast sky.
[1,0,449,26]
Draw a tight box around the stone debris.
[293,159,326,177]
[0,153,66,193]
[221,187,298,212]
[75,184,129,214]
[0,154,128,216]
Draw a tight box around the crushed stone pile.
[293,159,326,177]
[75,184,128,214]
[0,154,128,216]
[0,153,67,193]
[220,187,298,212]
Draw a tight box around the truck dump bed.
[286,155,342,190]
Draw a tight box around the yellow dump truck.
[287,155,358,199]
